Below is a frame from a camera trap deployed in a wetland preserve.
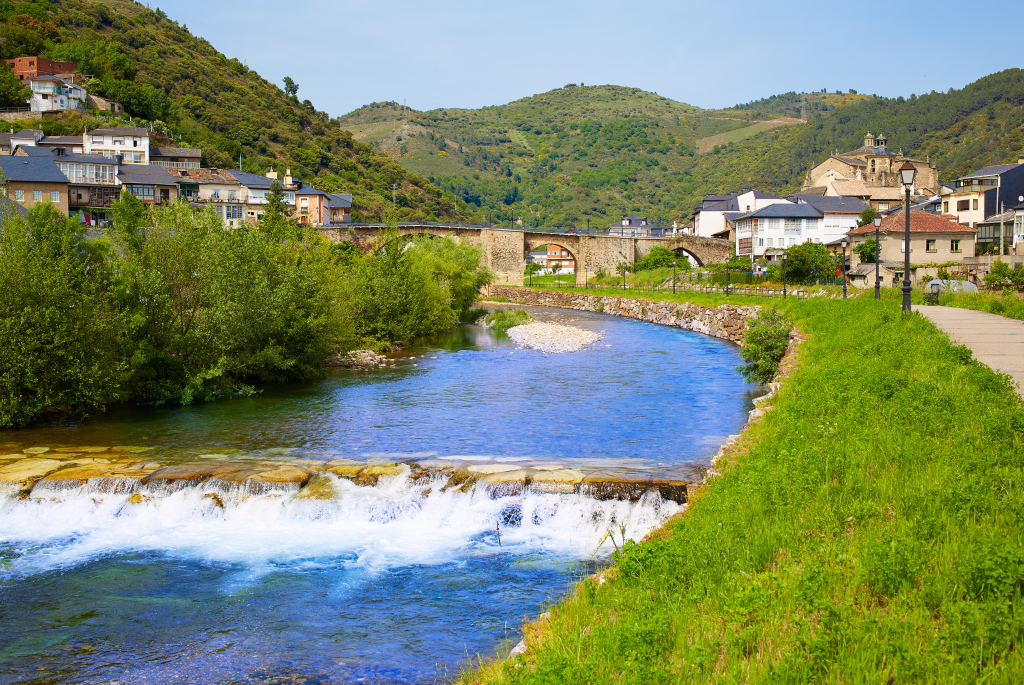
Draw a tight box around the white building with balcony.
[83,127,150,164]
[29,76,86,112]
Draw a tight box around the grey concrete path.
[913,305,1024,394]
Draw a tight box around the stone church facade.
[803,132,939,194]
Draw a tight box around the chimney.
[1019,157,1024,165]
[265,168,277,181]
[284,168,293,186]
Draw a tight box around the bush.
[737,308,791,383]
[483,308,534,331]
[632,246,677,272]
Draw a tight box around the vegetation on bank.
[0,197,491,428]
[483,308,534,331]
[464,289,1024,683]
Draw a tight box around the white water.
[0,471,681,579]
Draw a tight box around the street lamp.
[840,237,848,299]
[873,214,883,300]
[725,259,730,296]
[673,260,677,294]
[899,161,917,316]
[781,252,787,300]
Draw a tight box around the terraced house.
[0,155,69,214]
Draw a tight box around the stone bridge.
[317,224,733,286]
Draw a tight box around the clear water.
[0,307,756,684]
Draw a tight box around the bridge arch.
[671,246,704,268]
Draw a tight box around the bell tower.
[864,130,876,148]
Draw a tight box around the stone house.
[846,210,977,282]
[803,131,939,201]
[0,155,69,214]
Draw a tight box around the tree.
[783,242,839,283]
[551,262,561,277]
[615,262,629,286]
[282,76,299,98]
[258,180,296,241]
[111,192,150,253]
[0,58,28,107]
[854,238,878,264]
[633,245,676,272]
[525,262,542,279]
[857,207,878,228]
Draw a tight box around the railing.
[0,106,29,113]
[151,160,201,169]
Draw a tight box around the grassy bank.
[464,289,1024,683]
[940,290,1024,320]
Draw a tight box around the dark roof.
[748,190,778,199]
[801,186,828,196]
[89,127,148,137]
[833,154,867,166]
[117,164,177,185]
[0,156,67,183]
[294,181,330,196]
[12,129,42,139]
[794,195,870,214]
[18,146,118,164]
[150,146,202,159]
[38,136,84,146]
[1013,201,1024,211]
[226,169,275,188]
[960,163,1022,180]
[747,203,821,219]
[328,193,352,208]
[172,168,240,184]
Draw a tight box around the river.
[0,306,756,684]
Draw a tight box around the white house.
[693,190,787,238]
[83,127,150,164]
[29,76,86,112]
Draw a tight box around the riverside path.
[913,305,1024,396]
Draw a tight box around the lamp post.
[725,259,730,296]
[841,237,848,299]
[873,214,883,300]
[899,161,918,316]
[673,260,677,294]
[781,252,787,300]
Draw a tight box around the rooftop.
[173,168,241,185]
[847,210,977,235]
[959,163,1022,180]
[225,169,275,188]
[0,156,68,183]
[793,195,870,213]
[118,164,178,185]
[151,146,203,159]
[746,203,820,219]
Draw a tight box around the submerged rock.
[295,473,339,500]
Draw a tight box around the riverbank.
[463,287,1024,682]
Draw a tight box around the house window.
[112,137,124,145]
[951,239,961,253]
[14,190,23,201]
[973,199,979,210]
[758,238,764,247]
[92,135,103,143]
[125,185,154,200]
[957,200,970,212]
[926,239,936,252]
[766,238,773,247]
[943,202,949,213]
[225,205,243,220]
[50,191,59,202]
[768,218,780,231]
[878,203,889,211]
[784,219,801,234]
[33,190,41,202]
[805,219,819,231]
[901,240,910,253]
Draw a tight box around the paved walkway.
[913,305,1024,394]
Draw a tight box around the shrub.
[484,308,534,331]
[737,308,791,383]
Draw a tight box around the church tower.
[864,131,876,148]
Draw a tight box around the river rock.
[22,446,51,454]
[0,458,64,485]
[506,322,602,353]
[530,469,584,494]
[357,464,407,486]
[295,473,339,500]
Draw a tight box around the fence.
[539,276,820,299]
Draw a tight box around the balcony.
[151,160,201,169]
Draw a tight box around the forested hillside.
[343,72,1024,228]
[0,0,476,222]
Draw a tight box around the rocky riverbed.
[506,321,602,353]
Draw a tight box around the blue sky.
[161,0,1020,117]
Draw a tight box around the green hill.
[0,0,476,223]
[341,74,1024,229]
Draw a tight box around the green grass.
[483,308,534,331]
[463,293,1024,683]
[940,290,1024,320]
[523,273,578,287]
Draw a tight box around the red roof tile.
[847,210,976,235]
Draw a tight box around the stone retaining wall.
[488,287,758,345]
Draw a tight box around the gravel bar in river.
[506,321,602,353]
